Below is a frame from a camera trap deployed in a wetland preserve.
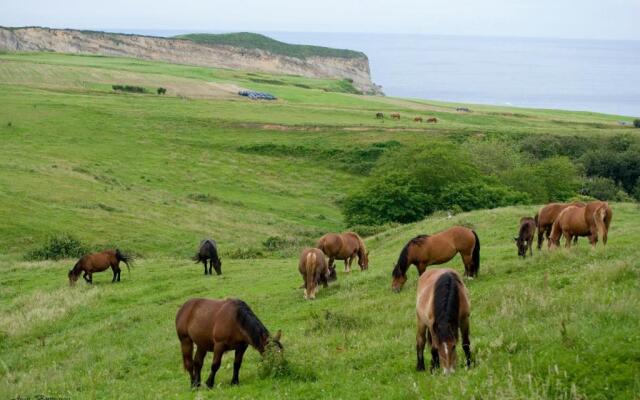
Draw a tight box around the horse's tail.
[305,251,317,292]
[593,203,609,245]
[116,249,132,271]
[471,230,480,277]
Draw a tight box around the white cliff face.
[0,27,381,95]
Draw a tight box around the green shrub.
[502,156,581,203]
[581,177,622,201]
[25,233,89,261]
[581,147,640,193]
[112,85,146,93]
[438,181,529,211]
[634,119,640,128]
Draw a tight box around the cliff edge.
[0,27,382,95]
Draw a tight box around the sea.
[114,29,640,117]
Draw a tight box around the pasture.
[0,52,639,399]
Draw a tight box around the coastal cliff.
[0,27,381,94]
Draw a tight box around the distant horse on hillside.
[193,239,222,275]
[298,248,336,300]
[175,298,283,388]
[391,226,480,292]
[317,232,369,273]
[427,117,438,123]
[68,249,132,285]
[514,217,536,258]
[416,268,471,374]
[376,112,384,119]
[535,202,584,249]
[391,113,401,120]
[414,117,423,123]
[549,201,612,249]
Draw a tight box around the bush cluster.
[25,233,89,261]
[112,85,146,93]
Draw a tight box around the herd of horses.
[64,199,612,386]
[376,112,438,123]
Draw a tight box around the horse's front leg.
[461,315,472,369]
[231,344,248,385]
[416,262,427,276]
[528,239,533,257]
[344,258,350,273]
[206,343,225,388]
[202,261,208,275]
[208,260,213,275]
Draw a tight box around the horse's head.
[514,237,527,257]
[358,250,370,270]
[68,268,80,285]
[436,338,458,375]
[213,257,222,275]
[264,330,283,354]
[391,264,407,293]
[327,266,337,282]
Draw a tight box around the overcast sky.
[2,0,639,40]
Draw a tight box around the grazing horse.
[298,248,335,300]
[549,201,612,249]
[193,239,222,275]
[414,117,423,123]
[68,249,132,285]
[514,217,536,257]
[535,202,584,249]
[391,226,480,292]
[416,268,471,374]
[317,232,369,273]
[391,112,401,120]
[427,117,438,123]
[376,112,384,119]
[175,298,283,388]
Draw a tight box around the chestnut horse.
[193,239,222,275]
[514,217,536,258]
[414,117,423,123]
[391,226,480,292]
[427,117,438,123]
[535,202,584,249]
[416,268,471,374]
[549,201,612,249]
[317,232,369,272]
[68,249,132,285]
[175,298,283,388]
[298,248,336,300]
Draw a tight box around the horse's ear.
[273,329,282,341]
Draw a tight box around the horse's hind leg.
[461,253,473,278]
[192,347,206,388]
[112,266,121,283]
[461,315,472,369]
[231,343,248,385]
[180,337,195,387]
[202,261,208,275]
[206,343,226,389]
[428,330,439,372]
[416,321,427,371]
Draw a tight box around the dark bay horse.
[298,248,335,300]
[68,249,132,285]
[416,268,471,374]
[514,217,536,257]
[414,117,423,123]
[175,298,283,388]
[193,239,221,275]
[549,201,612,249]
[535,202,584,249]
[391,226,480,292]
[376,112,384,119]
[317,232,369,272]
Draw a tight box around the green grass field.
[0,52,639,399]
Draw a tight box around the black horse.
[193,239,222,275]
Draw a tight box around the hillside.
[0,26,380,94]
[0,53,639,399]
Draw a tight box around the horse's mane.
[392,235,428,278]
[433,272,460,341]
[233,299,269,349]
[69,259,83,276]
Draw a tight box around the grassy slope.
[0,53,639,399]
[174,32,366,60]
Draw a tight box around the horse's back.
[318,233,343,255]
[440,226,475,251]
[81,250,117,271]
[416,268,466,324]
[299,248,326,271]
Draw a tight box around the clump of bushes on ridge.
[112,85,146,93]
[25,233,89,261]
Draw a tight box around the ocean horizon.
[110,29,640,117]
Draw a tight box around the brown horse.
[391,112,401,120]
[193,239,222,275]
[549,201,612,248]
[535,202,585,249]
[175,298,282,388]
[317,232,369,272]
[514,217,536,258]
[391,226,480,292]
[68,249,132,285]
[298,248,336,300]
[427,117,438,123]
[414,117,423,123]
[416,268,471,374]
